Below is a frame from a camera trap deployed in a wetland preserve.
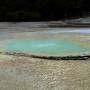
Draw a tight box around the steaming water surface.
[0,22,90,56]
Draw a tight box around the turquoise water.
[3,40,89,56]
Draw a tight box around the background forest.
[0,0,90,21]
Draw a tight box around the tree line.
[0,0,90,21]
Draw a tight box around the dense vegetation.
[0,0,90,21]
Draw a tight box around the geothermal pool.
[2,39,90,56]
[0,27,90,56]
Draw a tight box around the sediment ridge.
[0,51,90,60]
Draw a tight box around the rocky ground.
[0,54,90,90]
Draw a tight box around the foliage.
[0,0,89,21]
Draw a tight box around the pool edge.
[0,51,90,60]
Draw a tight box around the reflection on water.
[34,28,90,34]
